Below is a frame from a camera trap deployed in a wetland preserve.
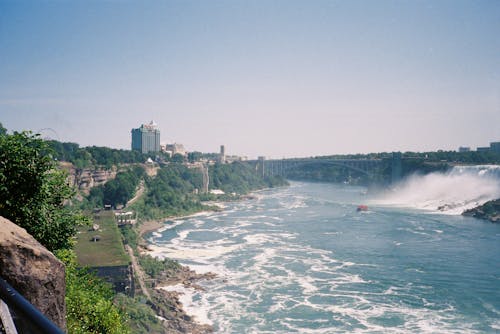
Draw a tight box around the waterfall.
[373,165,500,214]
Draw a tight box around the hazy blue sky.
[1,0,499,158]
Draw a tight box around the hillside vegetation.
[0,129,129,333]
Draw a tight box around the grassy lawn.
[74,210,130,267]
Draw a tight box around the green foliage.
[319,150,500,164]
[210,162,288,194]
[130,162,286,220]
[132,164,205,220]
[187,151,203,163]
[0,122,7,136]
[120,225,138,250]
[139,254,181,278]
[171,153,185,163]
[74,211,130,267]
[187,151,220,163]
[284,149,500,185]
[56,249,130,334]
[406,150,500,164]
[284,163,371,184]
[114,294,164,334]
[0,131,88,251]
[103,167,145,208]
[85,186,105,209]
[84,166,145,209]
[47,140,149,169]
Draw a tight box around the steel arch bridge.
[260,158,386,177]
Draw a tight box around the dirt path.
[126,180,145,207]
[125,244,151,300]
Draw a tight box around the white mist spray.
[373,165,500,215]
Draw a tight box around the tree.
[171,153,185,163]
[0,122,6,136]
[0,131,88,251]
[187,151,202,163]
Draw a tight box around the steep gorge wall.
[60,162,118,194]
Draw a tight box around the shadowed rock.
[0,216,66,331]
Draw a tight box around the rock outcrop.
[60,162,118,195]
[462,199,500,222]
[0,216,66,331]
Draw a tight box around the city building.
[131,121,160,154]
[162,143,187,156]
[477,147,490,152]
[458,147,470,152]
[490,142,500,154]
[219,145,226,163]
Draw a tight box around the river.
[146,167,500,333]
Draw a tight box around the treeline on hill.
[211,162,287,194]
[130,164,205,220]
[321,150,500,164]
[288,150,500,185]
[48,140,149,169]
[125,162,287,221]
[48,140,226,169]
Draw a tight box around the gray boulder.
[0,216,66,331]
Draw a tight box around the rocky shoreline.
[136,216,218,333]
[462,199,500,223]
[147,267,216,334]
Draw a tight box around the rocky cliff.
[462,199,500,222]
[60,162,118,194]
[0,216,66,330]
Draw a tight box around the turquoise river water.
[147,169,500,333]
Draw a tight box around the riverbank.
[137,201,230,238]
[138,218,166,237]
[134,211,220,333]
[132,187,287,332]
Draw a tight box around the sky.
[1,0,499,159]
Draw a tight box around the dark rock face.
[0,216,66,331]
[462,199,500,222]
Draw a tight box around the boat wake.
[372,165,500,214]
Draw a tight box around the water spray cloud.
[373,165,500,214]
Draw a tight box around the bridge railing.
[0,277,65,334]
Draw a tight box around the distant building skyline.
[461,141,500,154]
[131,121,160,154]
